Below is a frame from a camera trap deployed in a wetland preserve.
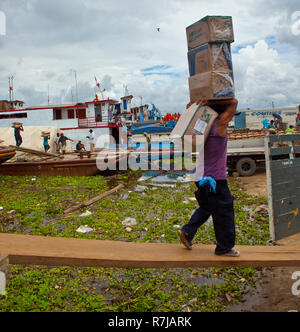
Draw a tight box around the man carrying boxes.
[177,99,240,257]
[173,16,240,257]
[12,122,24,147]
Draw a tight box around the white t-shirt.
[88,132,95,144]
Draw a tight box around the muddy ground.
[228,169,300,312]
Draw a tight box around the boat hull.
[0,153,125,177]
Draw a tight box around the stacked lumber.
[228,129,300,141]
[229,130,266,140]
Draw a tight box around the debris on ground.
[122,218,137,227]
[134,185,148,192]
[64,184,124,214]
[80,211,92,217]
[253,205,269,216]
[76,225,94,234]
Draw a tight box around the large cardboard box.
[170,103,218,147]
[188,43,232,76]
[187,16,234,50]
[189,71,234,102]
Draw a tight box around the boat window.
[54,109,62,120]
[76,109,86,119]
[0,112,27,119]
[68,109,75,119]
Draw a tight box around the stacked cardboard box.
[186,16,235,102]
[11,122,23,129]
[41,131,51,138]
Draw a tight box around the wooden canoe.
[0,147,16,165]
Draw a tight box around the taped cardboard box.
[187,16,234,50]
[189,71,235,103]
[170,103,218,148]
[41,131,51,138]
[188,43,232,76]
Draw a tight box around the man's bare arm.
[217,99,238,137]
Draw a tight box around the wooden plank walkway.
[1,233,300,268]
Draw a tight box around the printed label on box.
[194,119,207,135]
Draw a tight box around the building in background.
[234,107,299,130]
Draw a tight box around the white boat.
[0,94,162,149]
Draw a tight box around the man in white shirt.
[87,130,95,153]
[54,133,60,154]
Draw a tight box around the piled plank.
[228,129,300,141]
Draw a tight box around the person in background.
[178,99,241,258]
[285,125,295,134]
[14,125,24,147]
[268,120,276,130]
[76,141,86,152]
[58,133,73,155]
[273,113,282,129]
[54,133,60,154]
[86,130,95,153]
[296,109,300,128]
[43,135,50,152]
[127,126,134,148]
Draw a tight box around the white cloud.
[234,40,300,109]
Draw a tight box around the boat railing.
[78,116,118,128]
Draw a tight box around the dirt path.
[235,167,268,198]
[229,169,300,312]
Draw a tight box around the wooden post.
[170,142,175,171]
[265,134,275,242]
[0,255,9,296]
[159,142,163,170]
[148,142,152,170]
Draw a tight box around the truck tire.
[236,157,256,177]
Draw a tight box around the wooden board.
[1,234,300,268]
[63,184,124,214]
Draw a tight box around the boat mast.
[8,76,14,102]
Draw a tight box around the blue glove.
[198,177,216,194]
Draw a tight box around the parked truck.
[227,137,265,176]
